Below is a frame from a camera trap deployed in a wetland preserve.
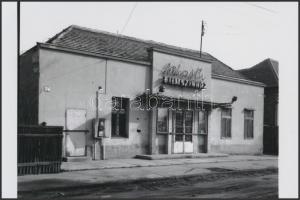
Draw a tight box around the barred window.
[244,109,254,139]
[221,108,232,138]
[111,97,129,138]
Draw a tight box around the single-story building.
[19,25,265,160]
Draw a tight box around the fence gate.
[18,125,63,175]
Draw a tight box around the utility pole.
[200,20,205,58]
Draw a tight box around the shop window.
[175,111,184,133]
[111,97,129,138]
[157,108,168,133]
[185,110,193,134]
[198,110,208,134]
[221,108,232,138]
[244,109,254,139]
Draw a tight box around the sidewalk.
[61,154,276,171]
[18,155,277,193]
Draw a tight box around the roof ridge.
[68,25,211,57]
[237,58,279,86]
[239,58,269,71]
[205,53,232,69]
[205,53,247,78]
[41,24,250,81]
[46,25,73,44]
[267,58,279,80]
[267,57,279,63]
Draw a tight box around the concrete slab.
[60,155,277,172]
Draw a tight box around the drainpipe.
[101,59,108,160]
[93,59,107,160]
[97,88,103,160]
[95,59,107,160]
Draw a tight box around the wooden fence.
[18,125,63,175]
[263,125,278,155]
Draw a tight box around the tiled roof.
[45,25,249,80]
[237,58,278,87]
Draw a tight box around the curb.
[60,157,278,172]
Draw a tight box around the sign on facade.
[161,63,206,90]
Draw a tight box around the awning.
[135,93,233,110]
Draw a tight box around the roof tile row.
[46,25,249,80]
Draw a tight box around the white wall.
[39,48,151,158]
[208,78,264,154]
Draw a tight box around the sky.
[20,2,298,70]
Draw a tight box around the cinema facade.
[19,25,265,160]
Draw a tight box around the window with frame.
[157,108,168,133]
[184,110,193,134]
[221,108,232,138]
[111,97,129,138]
[244,109,254,139]
[198,110,208,134]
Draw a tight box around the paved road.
[19,158,278,192]
[19,168,278,199]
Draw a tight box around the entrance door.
[173,110,194,154]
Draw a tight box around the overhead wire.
[244,2,278,14]
[120,2,138,34]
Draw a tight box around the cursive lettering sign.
[160,63,206,89]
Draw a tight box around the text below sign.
[160,63,206,89]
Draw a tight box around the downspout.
[101,59,108,160]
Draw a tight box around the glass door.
[174,111,184,153]
[184,110,194,153]
[173,110,194,154]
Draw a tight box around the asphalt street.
[19,167,278,199]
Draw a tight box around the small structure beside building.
[18,125,63,175]
[19,25,266,161]
[238,59,279,155]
